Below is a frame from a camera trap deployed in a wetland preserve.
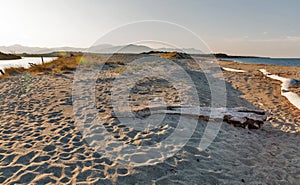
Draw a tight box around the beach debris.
[28,62,38,67]
[260,69,300,110]
[115,106,267,129]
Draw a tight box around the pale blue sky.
[0,0,299,57]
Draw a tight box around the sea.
[0,57,57,70]
[222,58,300,67]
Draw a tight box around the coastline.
[0,55,299,184]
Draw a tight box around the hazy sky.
[1,0,299,57]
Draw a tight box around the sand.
[0,56,299,184]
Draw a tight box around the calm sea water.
[223,58,300,67]
[0,57,57,70]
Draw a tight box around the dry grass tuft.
[4,67,27,75]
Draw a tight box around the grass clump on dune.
[29,56,81,74]
[4,67,27,75]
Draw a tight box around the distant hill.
[0,52,21,60]
[0,44,204,54]
[0,44,84,54]
[213,53,270,59]
[18,51,83,57]
[87,44,153,53]
[155,47,203,54]
[142,51,192,59]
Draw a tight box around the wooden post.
[0,69,4,75]
[41,56,44,65]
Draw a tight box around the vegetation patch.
[0,52,21,60]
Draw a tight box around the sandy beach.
[0,55,299,184]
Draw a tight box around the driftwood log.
[121,106,267,129]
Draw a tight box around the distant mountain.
[155,47,203,54]
[0,44,84,54]
[0,44,203,54]
[87,44,152,53]
[213,53,270,59]
[0,44,45,54]
[88,44,114,53]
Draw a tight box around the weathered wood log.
[117,106,267,129]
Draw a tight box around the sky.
[0,0,299,57]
